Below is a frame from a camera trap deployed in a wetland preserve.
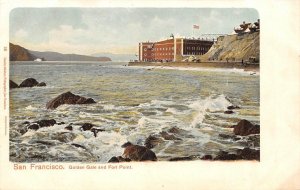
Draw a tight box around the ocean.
[9,61,260,162]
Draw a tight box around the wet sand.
[128,61,260,72]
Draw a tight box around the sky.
[10,8,259,55]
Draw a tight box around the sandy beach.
[128,61,260,72]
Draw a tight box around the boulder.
[80,123,104,137]
[27,124,40,131]
[144,135,163,149]
[233,119,260,136]
[9,80,18,89]
[108,156,120,163]
[168,126,193,137]
[46,91,96,109]
[19,78,39,88]
[214,148,260,161]
[65,125,73,131]
[37,82,46,87]
[36,119,56,127]
[237,148,260,160]
[108,156,131,163]
[121,142,157,161]
[168,126,181,134]
[160,131,182,141]
[224,110,234,114]
[214,151,240,160]
[169,156,193,161]
[201,155,213,160]
[21,119,57,133]
[81,123,94,131]
[90,128,105,137]
[227,105,240,110]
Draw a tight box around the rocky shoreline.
[14,116,260,162]
[10,77,260,162]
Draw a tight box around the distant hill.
[9,42,111,62]
[9,43,36,61]
[29,50,111,62]
[91,52,135,62]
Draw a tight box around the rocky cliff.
[200,31,259,62]
[9,43,36,61]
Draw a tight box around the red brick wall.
[153,39,174,61]
[140,42,154,61]
[138,38,213,62]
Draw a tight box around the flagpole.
[193,28,194,38]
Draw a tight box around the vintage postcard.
[0,1,299,190]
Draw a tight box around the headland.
[129,20,260,72]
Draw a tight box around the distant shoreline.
[128,61,259,72]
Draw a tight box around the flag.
[193,24,200,29]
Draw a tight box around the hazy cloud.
[10,8,259,55]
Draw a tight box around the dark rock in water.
[168,126,181,134]
[46,91,96,109]
[224,110,234,114]
[57,122,65,125]
[79,123,105,137]
[17,124,29,135]
[28,124,40,131]
[91,128,105,137]
[214,151,240,160]
[36,119,56,127]
[201,155,213,160]
[247,135,260,147]
[117,156,131,162]
[227,105,240,110]
[121,142,157,161]
[214,148,260,161]
[108,156,120,163]
[10,80,19,89]
[167,127,192,138]
[144,135,163,149]
[37,82,46,87]
[65,125,73,131]
[19,78,39,88]
[71,143,87,150]
[233,119,260,136]
[81,123,94,131]
[237,148,260,160]
[169,156,193,161]
[160,131,182,141]
[108,156,131,163]
[22,119,56,133]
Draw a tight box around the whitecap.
[25,105,38,110]
[189,94,232,127]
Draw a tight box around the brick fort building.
[138,37,214,62]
